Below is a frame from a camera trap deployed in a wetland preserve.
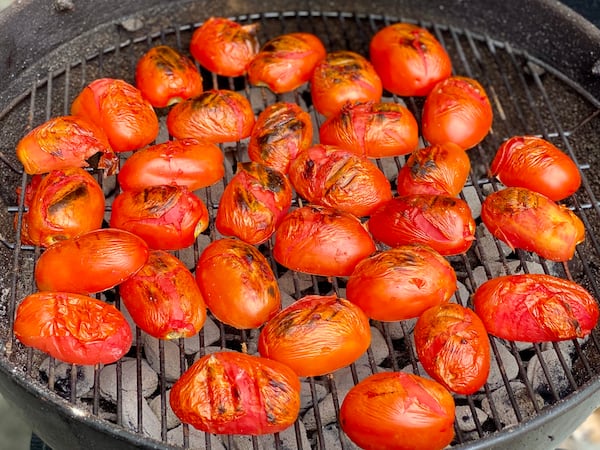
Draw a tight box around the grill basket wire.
[1,9,600,450]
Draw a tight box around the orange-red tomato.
[346,244,457,321]
[473,274,599,342]
[119,250,206,339]
[369,22,452,97]
[368,195,475,256]
[339,371,456,450]
[258,294,371,377]
[318,101,419,158]
[247,32,326,93]
[397,143,471,196]
[190,17,259,77]
[215,162,293,245]
[170,351,300,435]
[310,50,382,118]
[34,228,149,294]
[71,78,159,152]
[274,205,376,277]
[415,303,491,395]
[195,238,281,329]
[15,115,117,175]
[166,89,255,143]
[247,102,314,174]
[422,76,493,150]
[288,144,392,217]
[14,291,132,365]
[489,135,582,201]
[481,187,585,261]
[109,185,209,250]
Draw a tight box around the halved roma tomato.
[473,274,599,342]
[339,371,455,450]
[368,195,475,256]
[14,291,132,365]
[414,303,491,395]
[170,351,300,435]
[346,244,457,321]
[288,144,392,217]
[481,187,585,261]
[35,228,149,294]
[489,135,581,201]
[273,205,376,276]
[369,22,452,97]
[195,238,280,329]
[258,294,371,377]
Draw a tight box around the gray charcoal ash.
[321,423,361,450]
[192,346,237,362]
[462,185,482,220]
[280,291,296,309]
[299,379,329,413]
[480,381,544,427]
[39,357,95,398]
[120,390,162,441]
[385,318,418,341]
[99,357,158,402]
[278,270,315,297]
[143,335,185,383]
[487,341,520,390]
[168,424,227,449]
[455,404,489,432]
[230,420,311,450]
[527,347,573,398]
[149,389,180,430]
[354,326,389,367]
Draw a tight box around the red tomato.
[481,187,584,261]
[117,138,224,192]
[170,351,300,435]
[190,17,259,77]
[415,303,491,395]
[247,102,314,174]
[473,274,599,342]
[339,371,456,450]
[346,244,457,321]
[119,250,206,339]
[109,185,209,250]
[35,228,149,294]
[396,143,471,196]
[166,89,255,143]
[71,78,159,152]
[422,76,493,150]
[310,50,382,118]
[247,32,326,93]
[258,294,371,377]
[14,291,132,365]
[318,101,419,158]
[369,22,452,97]
[489,135,582,201]
[15,115,117,175]
[273,205,376,277]
[195,238,281,329]
[288,144,392,217]
[368,195,475,256]
[215,162,293,245]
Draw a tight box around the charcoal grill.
[1,1,600,449]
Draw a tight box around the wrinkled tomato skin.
[481,187,585,261]
[422,76,493,150]
[14,291,132,365]
[166,89,255,143]
[415,303,491,395]
[195,238,281,329]
[368,195,475,256]
[258,294,371,377]
[119,250,207,339]
[397,143,471,196]
[216,162,293,245]
[319,101,419,158]
[247,102,314,174]
[369,22,452,97]
[35,228,149,295]
[109,185,209,250]
[490,135,581,201]
[170,351,300,435]
[310,51,383,118]
[274,205,377,277]
[473,274,599,342]
[190,17,259,77]
[247,32,326,93]
[346,244,457,321]
[288,144,392,217]
[71,78,159,152]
